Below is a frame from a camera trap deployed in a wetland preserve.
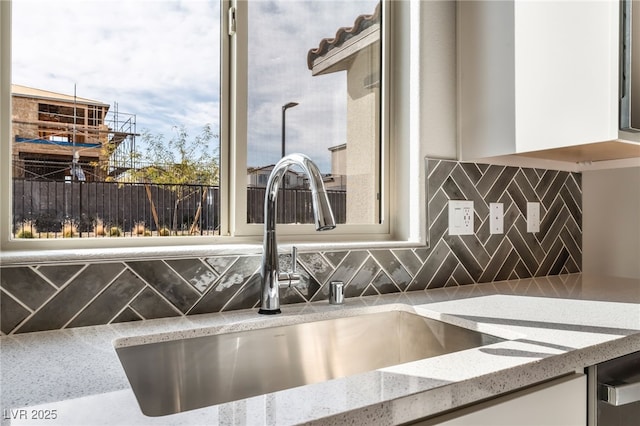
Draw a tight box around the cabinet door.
[458,0,619,159]
[415,374,586,426]
[513,1,618,154]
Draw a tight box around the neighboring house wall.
[329,144,346,176]
[346,47,380,223]
[247,166,306,189]
[11,96,37,138]
[326,144,347,191]
[247,170,270,187]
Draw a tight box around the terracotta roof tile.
[307,2,381,70]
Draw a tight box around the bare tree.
[128,124,219,234]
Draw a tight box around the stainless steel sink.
[115,310,502,416]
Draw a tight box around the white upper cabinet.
[458,0,640,163]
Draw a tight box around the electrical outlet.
[527,202,540,233]
[448,200,474,235]
[489,202,504,234]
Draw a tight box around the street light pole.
[280,102,298,223]
[281,102,299,158]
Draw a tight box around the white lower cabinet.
[415,373,586,426]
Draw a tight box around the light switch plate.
[527,202,540,233]
[448,200,474,235]
[489,202,504,234]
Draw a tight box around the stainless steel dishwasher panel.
[590,351,640,426]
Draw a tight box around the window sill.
[0,238,427,266]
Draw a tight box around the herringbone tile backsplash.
[0,159,582,335]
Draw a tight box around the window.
[1,0,392,250]
[233,0,389,237]
[244,0,382,226]
[9,0,222,239]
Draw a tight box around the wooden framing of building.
[11,84,136,181]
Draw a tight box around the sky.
[11,0,379,173]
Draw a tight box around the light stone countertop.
[1,273,639,425]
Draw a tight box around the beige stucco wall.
[346,45,380,224]
[329,145,346,176]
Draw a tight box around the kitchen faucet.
[259,153,336,314]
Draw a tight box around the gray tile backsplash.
[0,159,582,335]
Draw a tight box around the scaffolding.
[104,102,138,179]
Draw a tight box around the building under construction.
[11,84,137,182]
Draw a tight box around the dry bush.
[132,222,147,236]
[62,220,78,238]
[94,218,107,237]
[16,220,37,238]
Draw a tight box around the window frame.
[230,0,391,239]
[0,0,413,256]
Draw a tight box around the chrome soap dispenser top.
[329,281,344,305]
[259,153,336,315]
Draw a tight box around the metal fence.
[11,179,346,238]
[246,187,347,224]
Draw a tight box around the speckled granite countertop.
[2,273,639,425]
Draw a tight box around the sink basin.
[115,309,502,416]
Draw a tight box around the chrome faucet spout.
[259,153,336,315]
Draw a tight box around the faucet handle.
[291,246,297,274]
[278,246,300,288]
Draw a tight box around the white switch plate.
[527,202,540,233]
[448,200,474,236]
[489,202,504,234]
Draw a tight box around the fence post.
[144,184,160,231]
[189,185,207,235]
